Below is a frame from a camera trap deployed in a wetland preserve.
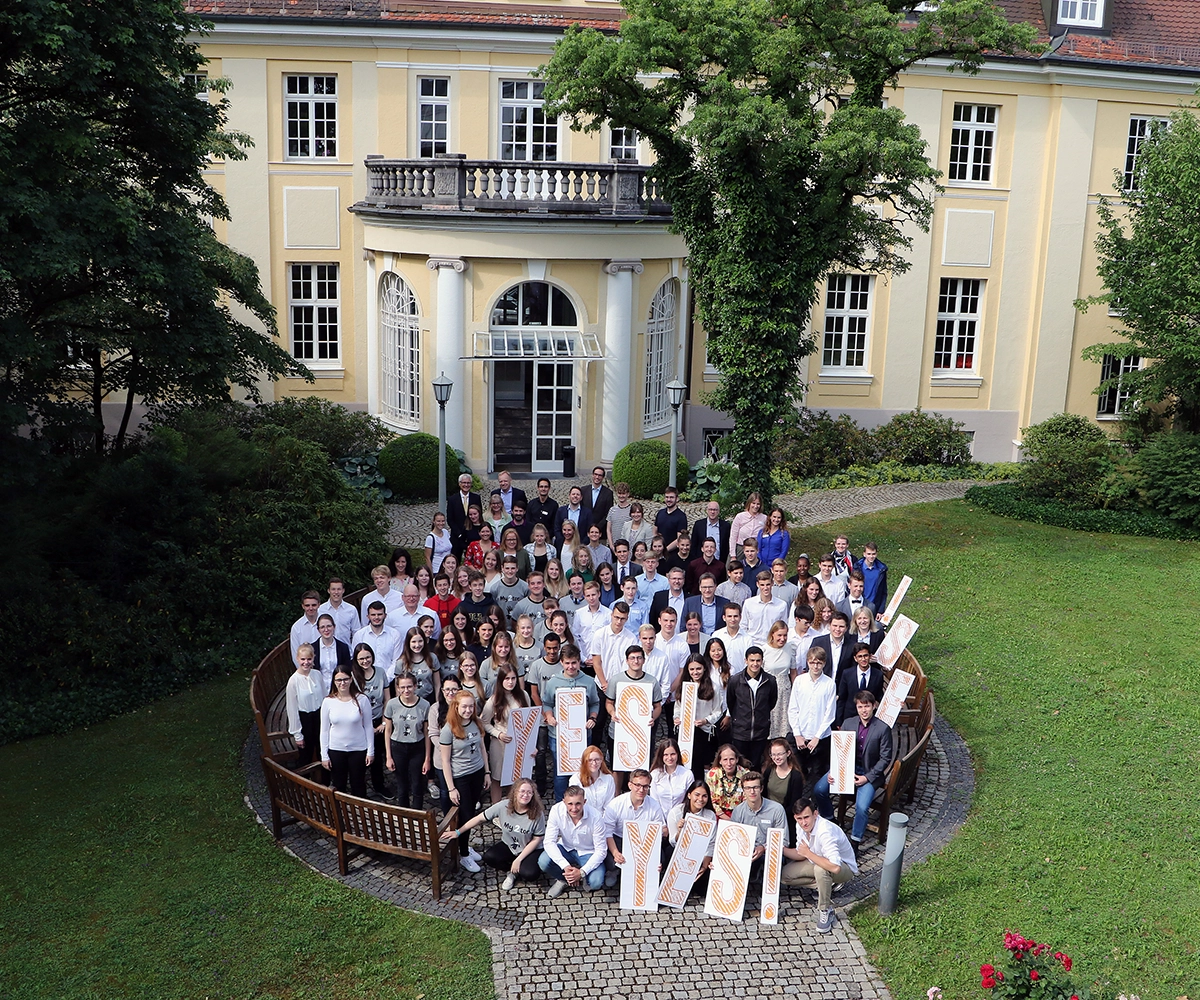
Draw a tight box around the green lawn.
[792,502,1200,1000]
[0,675,494,1000]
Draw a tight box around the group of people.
[282,468,901,931]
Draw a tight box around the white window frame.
[1123,115,1170,192]
[933,277,982,373]
[184,72,208,101]
[643,279,679,431]
[1058,0,1103,27]
[610,126,640,163]
[380,272,421,428]
[948,104,997,185]
[289,263,340,367]
[285,75,338,161]
[499,81,558,162]
[821,274,873,371]
[418,77,449,158]
[1096,353,1141,418]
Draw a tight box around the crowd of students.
[282,469,899,931]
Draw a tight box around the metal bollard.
[877,812,909,916]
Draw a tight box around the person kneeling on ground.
[539,785,608,897]
[441,778,546,891]
[782,796,859,934]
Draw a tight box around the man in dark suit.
[834,644,885,726]
[611,540,641,587]
[553,485,591,547]
[580,466,614,528]
[682,574,730,636]
[689,500,732,563]
[813,689,894,849]
[648,567,687,633]
[447,472,481,557]
[808,612,857,685]
[490,470,527,516]
[528,477,559,532]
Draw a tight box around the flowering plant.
[978,931,1099,999]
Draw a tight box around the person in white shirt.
[319,664,374,797]
[352,603,402,682]
[740,570,788,645]
[574,580,612,662]
[386,583,442,645]
[638,624,671,695]
[539,786,608,896]
[789,605,816,672]
[286,643,325,768]
[788,647,837,788]
[361,565,403,619]
[289,591,322,667]
[782,796,859,933]
[712,602,751,676]
[654,607,689,694]
[619,576,648,632]
[590,601,638,690]
[814,554,849,606]
[648,738,691,816]
[318,577,360,646]
[602,768,667,887]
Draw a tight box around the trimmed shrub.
[774,408,877,479]
[789,460,1017,491]
[251,396,392,460]
[378,431,460,501]
[613,439,689,499]
[872,407,972,466]
[965,483,1200,540]
[1136,432,1200,526]
[1017,413,1114,506]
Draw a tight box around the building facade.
[190,0,1200,467]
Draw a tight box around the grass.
[791,501,1200,1000]
[0,675,494,1000]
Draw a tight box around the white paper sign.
[876,669,916,729]
[619,820,663,911]
[677,682,698,768]
[875,613,919,670]
[613,681,652,772]
[704,820,756,922]
[759,826,785,925]
[555,688,588,776]
[657,814,716,909]
[877,575,913,626]
[500,706,541,786]
[829,730,857,795]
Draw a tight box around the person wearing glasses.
[601,767,666,888]
[730,770,788,887]
[320,665,374,797]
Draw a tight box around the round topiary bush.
[872,407,972,466]
[377,432,460,501]
[613,439,689,499]
[1017,413,1113,506]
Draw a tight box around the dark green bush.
[965,483,1200,540]
[1136,432,1200,526]
[378,431,460,501]
[1017,412,1115,506]
[774,408,877,479]
[250,396,392,460]
[613,439,689,498]
[872,407,973,466]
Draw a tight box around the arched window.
[643,278,678,431]
[380,272,420,428]
[490,281,577,328]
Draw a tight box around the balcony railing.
[352,154,671,220]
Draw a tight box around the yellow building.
[190,0,1200,467]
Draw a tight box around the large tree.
[1079,103,1200,433]
[0,0,308,455]
[541,0,1036,496]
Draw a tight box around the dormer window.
[1058,0,1103,27]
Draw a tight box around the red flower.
[1061,956,1072,972]
[1014,952,1024,961]
[981,976,997,989]
[1030,970,1040,981]
[996,972,1004,982]
[980,965,995,976]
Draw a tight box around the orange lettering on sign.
[508,707,540,782]
[624,820,661,909]
[677,682,697,766]
[710,825,753,917]
[616,683,651,770]
[556,689,586,775]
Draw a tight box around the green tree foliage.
[1135,432,1200,526]
[540,0,1036,497]
[0,0,308,456]
[1017,412,1114,507]
[872,407,973,465]
[613,439,689,498]
[774,408,878,479]
[1079,104,1200,432]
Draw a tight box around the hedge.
[771,460,1020,495]
[964,483,1200,540]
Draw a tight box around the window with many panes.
[1096,353,1140,416]
[933,277,982,371]
[290,263,339,363]
[380,272,421,427]
[500,81,557,161]
[1058,0,1102,26]
[948,104,996,184]
[821,274,873,369]
[184,72,208,100]
[418,77,449,158]
[610,127,640,162]
[1123,116,1169,191]
[286,75,337,159]
[643,279,679,430]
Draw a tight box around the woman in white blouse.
[577,744,616,816]
[320,664,374,797]
[649,737,691,816]
[664,780,718,894]
[762,620,799,740]
[730,492,767,550]
[424,511,452,573]
[286,643,325,768]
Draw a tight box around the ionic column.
[427,256,467,451]
[602,259,643,463]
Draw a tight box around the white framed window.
[500,81,557,162]
[948,104,997,184]
[643,279,679,431]
[184,72,208,100]
[821,274,873,369]
[1096,353,1141,417]
[289,263,339,363]
[933,277,982,372]
[285,75,337,160]
[1123,115,1170,192]
[610,126,639,162]
[418,77,449,158]
[1058,0,1102,27]
[380,273,421,428]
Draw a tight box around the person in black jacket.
[762,738,808,846]
[724,646,777,769]
[813,689,894,848]
[448,473,482,557]
[834,644,885,727]
[528,478,560,532]
[580,466,614,527]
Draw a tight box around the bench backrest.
[334,792,440,859]
[894,723,933,799]
[262,755,339,838]
[915,689,935,737]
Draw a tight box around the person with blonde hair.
[285,643,324,768]
[439,689,490,872]
[441,778,546,890]
[730,492,767,550]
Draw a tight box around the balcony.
[350,154,671,222]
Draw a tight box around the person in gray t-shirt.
[490,557,529,621]
[440,779,547,888]
[383,674,430,809]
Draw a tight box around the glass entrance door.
[532,361,574,474]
